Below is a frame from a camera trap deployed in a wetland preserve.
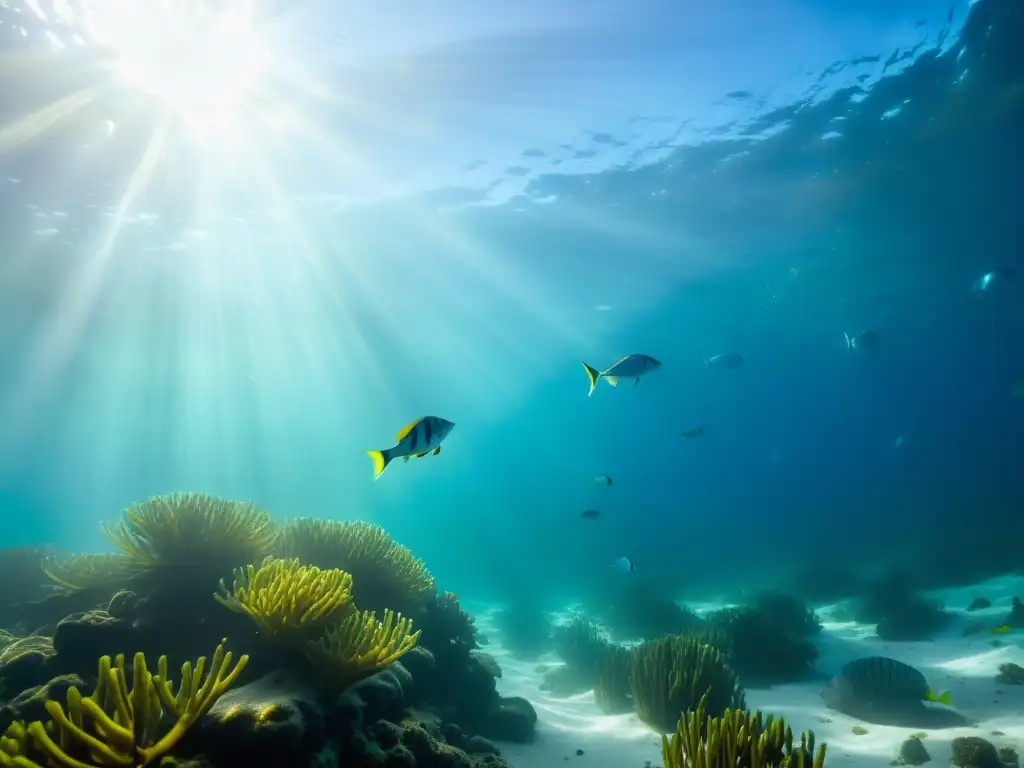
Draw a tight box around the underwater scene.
[1,0,1023,767]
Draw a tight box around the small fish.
[974,267,1015,292]
[893,434,904,449]
[580,509,600,520]
[581,354,661,396]
[612,556,635,574]
[991,624,1012,635]
[679,427,705,439]
[705,352,743,369]
[365,416,455,480]
[845,331,879,350]
[594,475,613,486]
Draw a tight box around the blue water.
[0,0,1021,610]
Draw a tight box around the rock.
[0,673,84,734]
[995,663,1024,685]
[478,696,537,743]
[951,737,1003,768]
[346,668,408,723]
[899,736,931,765]
[967,598,992,612]
[52,611,135,664]
[194,669,324,768]
[472,652,502,679]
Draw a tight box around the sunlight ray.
[5,122,170,445]
[0,85,106,154]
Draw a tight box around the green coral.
[594,645,633,714]
[631,635,745,734]
[102,493,276,599]
[273,519,434,618]
[0,640,247,768]
[552,616,611,685]
[41,553,138,594]
[214,556,355,644]
[663,691,827,768]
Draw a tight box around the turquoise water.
[0,0,1022,609]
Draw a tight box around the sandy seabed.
[471,575,1024,768]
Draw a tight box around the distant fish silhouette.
[679,427,705,439]
[580,509,600,520]
[594,475,613,486]
[845,331,879,350]
[612,556,635,574]
[705,352,743,369]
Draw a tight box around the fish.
[365,416,455,480]
[991,624,1012,634]
[822,657,958,727]
[580,509,600,520]
[594,475,613,486]
[679,427,705,439]
[612,556,635,573]
[974,267,1015,292]
[581,354,661,396]
[705,352,743,369]
[845,331,879,350]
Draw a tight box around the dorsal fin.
[395,418,424,442]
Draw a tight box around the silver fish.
[845,331,879,350]
[365,416,455,479]
[705,352,743,369]
[581,354,661,396]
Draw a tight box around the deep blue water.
[0,0,1021,606]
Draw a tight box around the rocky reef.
[0,492,537,768]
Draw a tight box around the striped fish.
[822,656,951,711]
[365,416,455,480]
[581,354,662,396]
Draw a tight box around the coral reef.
[662,691,827,768]
[0,640,247,768]
[0,495,538,768]
[853,572,951,641]
[214,556,354,644]
[995,663,1024,685]
[596,583,704,641]
[710,592,820,685]
[630,635,745,734]
[549,616,611,692]
[102,493,276,610]
[593,645,633,715]
[273,519,435,619]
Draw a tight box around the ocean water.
[0,3,1023,757]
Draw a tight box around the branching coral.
[102,493,276,602]
[214,556,355,643]
[663,692,827,768]
[710,607,818,685]
[630,635,745,734]
[0,640,247,768]
[306,608,420,691]
[417,591,477,664]
[273,519,434,618]
[41,553,140,594]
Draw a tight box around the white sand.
[472,576,1024,768]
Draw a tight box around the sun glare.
[83,0,271,135]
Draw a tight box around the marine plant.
[416,591,478,664]
[601,584,704,641]
[630,635,745,734]
[593,645,633,715]
[494,599,553,658]
[662,691,827,768]
[551,615,612,687]
[102,493,276,602]
[305,608,420,691]
[751,592,822,636]
[273,519,435,618]
[710,606,819,685]
[854,570,951,641]
[214,556,355,643]
[41,553,139,594]
[0,640,247,768]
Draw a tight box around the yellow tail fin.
[927,688,952,706]
[581,362,601,396]
[366,449,392,480]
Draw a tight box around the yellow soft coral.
[306,608,420,690]
[214,556,354,641]
[0,640,247,768]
